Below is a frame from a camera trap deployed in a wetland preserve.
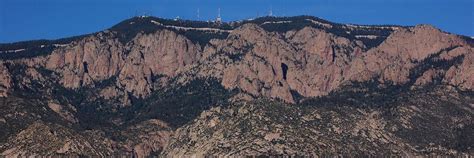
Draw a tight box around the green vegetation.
[125,77,237,128]
[0,15,403,60]
[109,16,230,45]
[0,34,90,60]
[6,62,237,130]
[241,16,397,50]
[175,30,229,47]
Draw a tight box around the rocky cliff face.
[0,16,472,157]
[25,29,201,98]
[193,23,472,103]
[0,119,171,157]
[1,17,471,103]
[0,62,12,97]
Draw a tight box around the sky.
[0,0,473,43]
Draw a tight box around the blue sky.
[0,0,473,43]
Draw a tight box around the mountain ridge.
[1,15,406,44]
[0,15,472,157]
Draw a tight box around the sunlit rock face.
[0,16,472,157]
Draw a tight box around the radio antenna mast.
[197,8,200,20]
[216,8,222,23]
[269,6,273,16]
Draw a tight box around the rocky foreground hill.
[0,16,472,157]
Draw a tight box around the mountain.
[0,15,472,157]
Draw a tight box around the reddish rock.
[0,62,12,97]
[0,22,472,103]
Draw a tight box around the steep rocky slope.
[0,15,472,157]
[163,85,473,157]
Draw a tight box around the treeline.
[0,34,90,60]
[0,45,55,60]
[0,15,407,60]
[109,16,231,45]
[240,15,400,49]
